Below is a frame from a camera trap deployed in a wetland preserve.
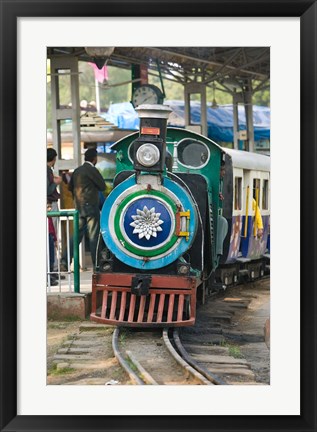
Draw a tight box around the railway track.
[112,327,224,385]
[178,279,270,384]
[112,279,269,385]
[48,280,269,385]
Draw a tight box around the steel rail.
[112,328,144,385]
[171,329,228,385]
[126,350,158,385]
[162,329,213,385]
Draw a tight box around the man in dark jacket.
[62,148,105,269]
[47,148,62,211]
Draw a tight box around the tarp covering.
[105,102,140,130]
[103,100,270,143]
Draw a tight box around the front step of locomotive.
[90,273,197,327]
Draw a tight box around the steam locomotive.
[90,104,270,327]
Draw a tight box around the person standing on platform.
[47,148,62,214]
[47,203,58,286]
[61,148,105,270]
[47,148,63,275]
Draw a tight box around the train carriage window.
[253,178,261,205]
[177,139,210,169]
[234,177,242,210]
[262,179,269,209]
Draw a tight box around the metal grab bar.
[47,210,80,293]
[253,187,260,238]
[242,185,250,238]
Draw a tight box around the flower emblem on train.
[130,206,164,240]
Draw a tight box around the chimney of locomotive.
[133,104,172,173]
[136,104,172,141]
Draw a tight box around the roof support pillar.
[243,79,255,152]
[131,64,148,97]
[184,83,207,137]
[50,56,81,171]
[233,93,239,150]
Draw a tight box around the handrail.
[242,185,250,238]
[47,210,80,293]
[253,187,259,238]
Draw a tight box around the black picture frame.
[0,1,316,431]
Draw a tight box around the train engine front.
[91,105,206,327]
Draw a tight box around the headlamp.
[136,143,160,168]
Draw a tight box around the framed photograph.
[0,1,316,431]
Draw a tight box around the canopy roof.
[47,46,269,91]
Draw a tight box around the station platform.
[47,268,93,294]
[47,269,93,320]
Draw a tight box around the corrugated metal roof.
[47,46,269,85]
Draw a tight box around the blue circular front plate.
[100,175,197,270]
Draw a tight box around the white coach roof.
[224,148,270,172]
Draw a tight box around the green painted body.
[110,127,223,270]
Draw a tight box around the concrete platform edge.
[47,292,92,320]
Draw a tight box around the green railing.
[47,210,80,293]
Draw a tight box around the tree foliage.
[252,88,270,106]
[79,62,131,108]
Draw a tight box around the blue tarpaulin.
[103,100,270,143]
[105,102,140,130]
